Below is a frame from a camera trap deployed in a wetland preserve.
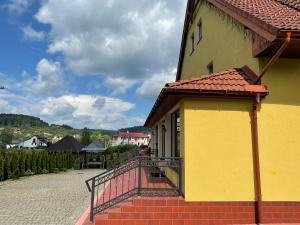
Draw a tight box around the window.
[155,126,158,157]
[207,61,213,74]
[197,19,202,43]
[161,125,166,158]
[190,33,195,54]
[171,110,180,157]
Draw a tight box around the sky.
[0,0,186,130]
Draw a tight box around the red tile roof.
[166,67,268,94]
[212,0,300,31]
[145,67,268,127]
[275,0,300,11]
[114,132,147,138]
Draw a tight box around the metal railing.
[85,156,182,222]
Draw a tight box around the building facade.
[145,0,300,224]
[112,131,150,147]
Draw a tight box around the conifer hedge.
[0,149,73,181]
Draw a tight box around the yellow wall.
[177,1,300,202]
[258,59,300,201]
[180,2,261,80]
[182,99,255,201]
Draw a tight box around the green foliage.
[106,144,139,169]
[0,114,49,127]
[0,155,4,181]
[0,149,75,182]
[0,130,13,144]
[119,126,151,133]
[81,127,91,146]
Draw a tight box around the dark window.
[197,19,202,43]
[190,33,195,54]
[171,110,180,158]
[161,125,166,158]
[207,61,213,74]
[155,126,158,157]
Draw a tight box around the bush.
[12,167,20,179]
[41,169,48,174]
[0,155,4,181]
[24,169,34,176]
[0,149,73,181]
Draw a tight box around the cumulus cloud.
[104,77,136,96]
[4,0,34,16]
[22,24,46,42]
[40,95,135,129]
[136,68,176,100]
[35,0,185,87]
[23,58,65,96]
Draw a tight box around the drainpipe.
[252,94,263,225]
[254,32,292,84]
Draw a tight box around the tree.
[0,130,13,144]
[81,127,91,146]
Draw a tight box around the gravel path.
[0,169,104,225]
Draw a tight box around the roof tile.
[213,0,300,31]
[166,67,268,94]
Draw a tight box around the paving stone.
[0,169,103,225]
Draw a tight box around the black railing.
[85,156,182,222]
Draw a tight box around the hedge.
[0,149,73,181]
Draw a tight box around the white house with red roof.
[111,131,150,147]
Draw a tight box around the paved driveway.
[0,169,103,225]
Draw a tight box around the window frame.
[190,32,195,55]
[207,61,214,74]
[197,19,202,44]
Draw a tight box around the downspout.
[254,32,292,84]
[252,93,263,225]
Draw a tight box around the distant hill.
[119,126,151,133]
[0,114,49,127]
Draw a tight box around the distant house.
[47,135,84,153]
[18,136,47,149]
[112,131,150,147]
[12,128,21,136]
[6,139,21,149]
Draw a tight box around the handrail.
[85,157,137,192]
[85,156,182,222]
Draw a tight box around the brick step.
[132,197,185,207]
[108,211,255,220]
[121,205,254,213]
[95,219,255,225]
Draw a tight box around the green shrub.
[19,151,26,176]
[24,169,34,176]
[12,167,20,179]
[4,154,12,179]
[31,151,37,174]
[0,155,4,181]
[41,169,48,174]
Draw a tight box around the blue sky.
[0,0,186,129]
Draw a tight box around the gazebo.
[82,141,107,168]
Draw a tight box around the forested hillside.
[119,126,151,133]
[0,114,49,127]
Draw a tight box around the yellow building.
[145,0,300,224]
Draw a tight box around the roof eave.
[144,87,268,127]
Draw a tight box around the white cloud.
[104,77,136,96]
[136,68,176,100]
[23,58,65,96]
[22,24,46,42]
[35,0,185,86]
[40,95,135,129]
[4,0,34,16]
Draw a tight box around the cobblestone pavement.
[0,169,104,225]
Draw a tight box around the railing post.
[137,157,142,196]
[178,159,183,196]
[90,178,95,223]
